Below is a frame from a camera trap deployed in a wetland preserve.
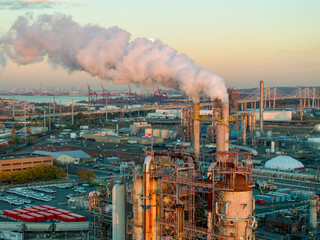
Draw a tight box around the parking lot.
[0,182,96,221]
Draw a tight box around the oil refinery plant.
[87,82,320,240]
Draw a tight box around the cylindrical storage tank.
[160,129,169,139]
[112,183,125,240]
[152,129,160,137]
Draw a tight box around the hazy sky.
[0,0,319,91]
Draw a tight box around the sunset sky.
[0,0,319,91]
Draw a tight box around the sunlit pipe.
[215,201,231,217]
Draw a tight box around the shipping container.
[32,206,47,212]
[57,214,77,222]
[254,195,273,204]
[19,214,36,222]
[56,209,72,215]
[14,209,29,215]
[256,199,265,205]
[67,213,86,222]
[40,205,57,210]
[26,213,45,222]
[23,207,39,213]
[37,211,54,221]
[3,210,19,218]
[271,192,286,202]
[46,210,63,218]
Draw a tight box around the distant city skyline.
[0,0,319,91]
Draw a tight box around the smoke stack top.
[0,14,228,102]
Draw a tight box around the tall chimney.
[193,102,200,157]
[260,80,264,132]
[217,103,229,152]
[222,103,229,152]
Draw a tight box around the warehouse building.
[33,150,93,165]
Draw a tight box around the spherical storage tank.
[264,156,304,171]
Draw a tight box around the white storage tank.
[112,183,125,240]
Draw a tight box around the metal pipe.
[215,201,231,217]
[259,80,264,132]
[221,217,251,221]
[242,115,247,145]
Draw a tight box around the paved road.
[253,175,320,193]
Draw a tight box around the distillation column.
[112,182,125,240]
[209,102,255,239]
[132,176,143,239]
[309,195,319,231]
[143,156,157,240]
[218,178,255,240]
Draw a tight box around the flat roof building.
[0,153,53,173]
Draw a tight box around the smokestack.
[217,103,229,152]
[222,103,229,152]
[260,80,264,132]
[193,102,200,157]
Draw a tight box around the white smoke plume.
[0,14,228,102]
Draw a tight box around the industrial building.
[88,103,258,240]
[86,84,320,239]
[0,153,53,173]
[33,150,93,165]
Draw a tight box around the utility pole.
[259,80,264,132]
[59,100,62,123]
[53,96,56,124]
[49,102,51,132]
[105,97,108,122]
[24,104,27,140]
[72,99,74,125]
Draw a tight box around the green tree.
[12,170,27,183]
[53,159,59,167]
[80,169,96,182]
[53,166,66,179]
[0,171,13,183]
